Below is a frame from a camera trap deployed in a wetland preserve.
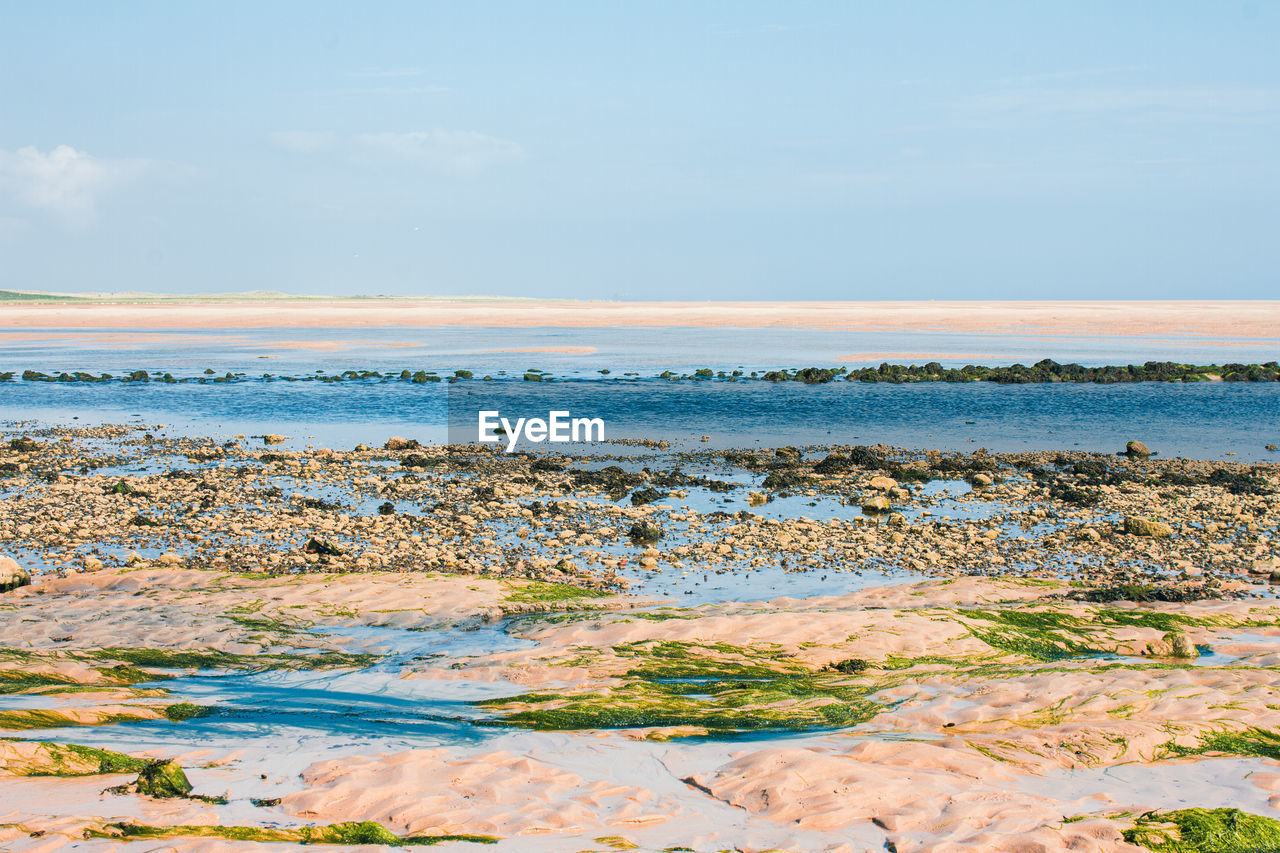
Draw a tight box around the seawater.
[0,325,1277,460]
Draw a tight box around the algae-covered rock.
[0,555,29,592]
[1124,516,1174,538]
[862,495,891,514]
[1126,440,1153,458]
[627,521,663,544]
[136,760,193,798]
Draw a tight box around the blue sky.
[1,2,1277,299]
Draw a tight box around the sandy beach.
[2,299,1280,340]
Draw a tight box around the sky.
[1,1,1277,300]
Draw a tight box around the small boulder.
[969,473,993,488]
[1124,516,1173,538]
[303,537,346,556]
[384,437,420,451]
[136,760,194,798]
[0,556,30,592]
[869,476,897,491]
[862,495,891,514]
[262,434,288,445]
[629,487,666,507]
[627,521,663,544]
[1125,441,1152,459]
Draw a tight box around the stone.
[384,437,420,451]
[869,476,897,491]
[0,555,30,592]
[262,434,288,445]
[969,473,993,488]
[1125,441,1152,458]
[1124,516,1173,538]
[627,521,663,543]
[862,495,891,514]
[135,760,193,798]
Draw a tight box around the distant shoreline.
[2,298,1280,340]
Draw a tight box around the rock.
[377,502,395,516]
[1125,441,1152,459]
[869,476,897,491]
[969,473,993,488]
[384,437,420,451]
[0,556,30,592]
[1123,516,1173,538]
[1165,631,1197,659]
[1250,559,1279,575]
[302,537,346,556]
[862,495,891,514]
[262,434,288,445]
[82,555,104,571]
[886,513,907,528]
[629,487,667,507]
[135,760,193,798]
[746,492,769,506]
[627,521,663,543]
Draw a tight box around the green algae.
[0,740,149,776]
[503,580,612,603]
[86,820,498,845]
[479,641,882,737]
[0,708,152,731]
[1162,727,1280,762]
[958,607,1200,662]
[90,647,374,671]
[1124,808,1280,852]
[163,702,212,721]
[135,760,193,798]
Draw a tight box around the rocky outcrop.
[0,556,29,592]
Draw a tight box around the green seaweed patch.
[88,647,375,671]
[1123,807,1280,852]
[0,708,154,731]
[503,580,612,604]
[958,607,1198,662]
[163,702,212,722]
[1,740,149,777]
[478,641,882,737]
[0,663,155,694]
[1162,727,1280,762]
[85,820,498,846]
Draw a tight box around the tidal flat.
[2,426,1280,851]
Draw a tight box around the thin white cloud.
[0,145,137,222]
[269,130,338,154]
[957,86,1280,123]
[353,131,528,174]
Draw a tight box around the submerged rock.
[0,555,29,592]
